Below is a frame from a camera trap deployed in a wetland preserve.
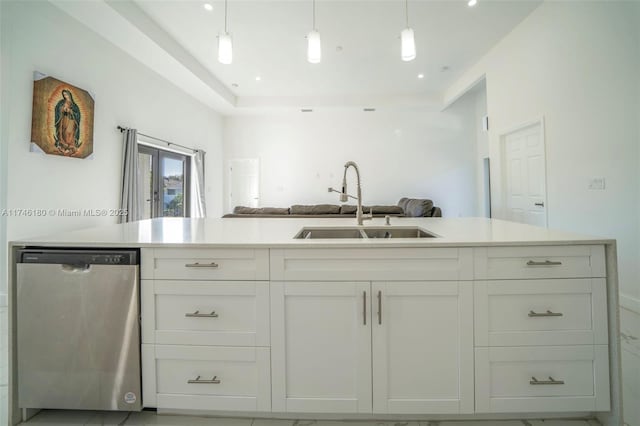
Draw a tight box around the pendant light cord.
[312,0,316,31]
[224,0,229,33]
[405,0,409,28]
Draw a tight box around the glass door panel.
[160,153,188,217]
[137,146,157,220]
[138,144,190,218]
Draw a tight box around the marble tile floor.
[17,410,602,426]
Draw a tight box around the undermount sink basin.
[293,226,437,239]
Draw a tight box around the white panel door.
[503,122,547,227]
[228,158,259,209]
[372,281,474,414]
[271,281,372,413]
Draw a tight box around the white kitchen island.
[7,217,622,426]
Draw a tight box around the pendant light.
[401,0,416,62]
[307,0,321,64]
[218,0,232,64]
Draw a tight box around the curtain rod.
[117,126,200,153]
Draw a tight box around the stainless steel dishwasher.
[16,248,141,411]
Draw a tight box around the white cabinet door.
[271,281,372,413]
[372,281,474,414]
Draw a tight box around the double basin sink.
[294,226,437,239]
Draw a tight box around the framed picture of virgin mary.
[30,73,94,159]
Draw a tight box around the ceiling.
[53,0,542,113]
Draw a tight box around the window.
[137,145,190,219]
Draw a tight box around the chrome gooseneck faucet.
[328,161,373,226]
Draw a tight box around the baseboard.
[620,293,640,315]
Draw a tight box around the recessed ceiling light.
[255,76,262,81]
[468,0,477,7]
[417,73,425,79]
[203,3,213,11]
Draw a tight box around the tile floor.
[17,410,602,426]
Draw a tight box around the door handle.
[377,290,382,325]
[363,291,367,325]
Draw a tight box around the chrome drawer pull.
[185,310,219,318]
[188,375,221,384]
[526,260,562,266]
[528,310,563,317]
[530,376,564,385]
[185,262,219,268]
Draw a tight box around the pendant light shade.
[307,0,321,64]
[401,27,416,61]
[218,33,233,65]
[400,0,416,62]
[307,30,321,64]
[218,0,232,64]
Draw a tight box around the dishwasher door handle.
[61,264,91,272]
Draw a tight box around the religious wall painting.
[30,74,94,159]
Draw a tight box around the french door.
[138,145,190,218]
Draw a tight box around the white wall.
[1,0,224,254]
[223,100,479,218]
[473,88,489,217]
[445,1,640,302]
[0,0,7,307]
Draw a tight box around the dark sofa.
[222,198,442,218]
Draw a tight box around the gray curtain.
[119,129,142,223]
[192,150,207,218]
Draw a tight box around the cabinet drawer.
[271,248,473,281]
[145,345,271,412]
[475,345,610,413]
[142,281,270,346]
[475,279,608,346]
[141,248,269,280]
[474,245,605,280]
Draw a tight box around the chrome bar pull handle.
[188,375,221,384]
[185,310,219,318]
[526,260,562,266]
[530,376,564,385]
[377,290,382,325]
[185,262,219,268]
[534,202,545,207]
[528,310,563,317]
[363,291,367,325]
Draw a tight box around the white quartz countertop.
[10,217,615,248]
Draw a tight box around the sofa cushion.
[370,205,404,215]
[290,204,341,215]
[340,205,357,215]
[340,205,403,215]
[233,206,290,215]
[398,198,435,217]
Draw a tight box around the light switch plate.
[589,177,606,190]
